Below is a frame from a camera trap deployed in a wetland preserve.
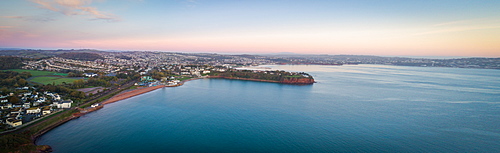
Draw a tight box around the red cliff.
[280,77,315,84]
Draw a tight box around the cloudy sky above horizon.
[1,0,499,57]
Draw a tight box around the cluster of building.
[1,88,73,128]
[137,65,228,86]
[22,51,276,74]
[23,57,121,73]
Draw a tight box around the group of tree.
[211,70,311,81]
[0,56,25,70]
[0,71,32,87]
[39,84,86,100]
[67,71,83,77]
[149,70,170,80]
[70,76,118,89]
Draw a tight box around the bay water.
[37,65,500,152]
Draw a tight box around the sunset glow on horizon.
[1,0,499,57]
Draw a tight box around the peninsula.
[209,69,315,84]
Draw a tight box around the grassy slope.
[7,69,67,77]
[30,77,77,85]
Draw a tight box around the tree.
[70,91,79,98]
[0,56,24,69]
[8,96,20,104]
[78,91,85,98]
[18,79,27,86]
[72,79,85,88]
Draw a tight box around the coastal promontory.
[209,69,315,84]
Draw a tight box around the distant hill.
[57,52,104,61]
[0,48,24,50]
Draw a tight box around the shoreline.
[101,85,165,105]
[32,76,310,148]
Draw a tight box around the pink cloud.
[30,0,119,21]
[2,16,55,22]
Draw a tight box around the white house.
[45,92,61,100]
[91,103,100,108]
[84,73,98,77]
[37,97,46,102]
[54,94,61,101]
[42,106,52,115]
[0,103,12,109]
[55,100,73,109]
[6,118,22,127]
[23,102,31,108]
[27,107,41,114]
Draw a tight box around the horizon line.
[0,47,498,59]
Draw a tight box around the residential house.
[91,103,100,108]
[8,112,21,120]
[54,100,73,109]
[42,106,52,115]
[27,107,41,114]
[36,97,46,103]
[22,92,32,97]
[84,73,98,77]
[6,118,22,127]
[0,103,12,109]
[44,92,61,101]
[11,107,23,114]
[16,87,29,90]
[23,102,31,108]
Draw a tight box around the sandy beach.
[101,85,165,105]
[100,77,206,106]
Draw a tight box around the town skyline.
[1,0,500,57]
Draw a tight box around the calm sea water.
[37,65,500,152]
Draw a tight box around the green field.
[30,77,77,85]
[7,69,68,77]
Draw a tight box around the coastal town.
[1,49,499,70]
[0,50,316,140]
[1,88,70,128]
[0,49,498,152]
[1,49,499,131]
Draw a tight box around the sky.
[1,0,499,57]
